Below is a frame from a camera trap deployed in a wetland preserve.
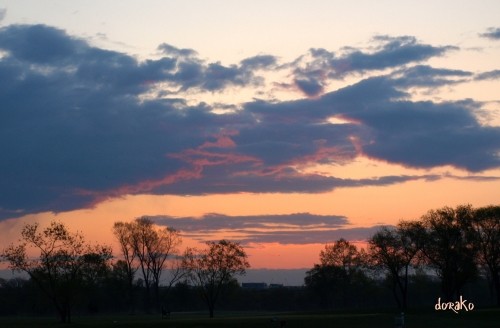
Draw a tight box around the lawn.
[1,309,499,328]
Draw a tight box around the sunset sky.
[1,1,500,274]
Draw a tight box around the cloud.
[152,212,384,244]
[391,65,472,87]
[294,78,325,97]
[153,212,348,231]
[480,27,500,40]
[332,36,456,76]
[319,77,500,171]
[158,43,198,57]
[288,37,456,96]
[0,24,499,220]
[475,69,500,81]
[237,226,387,244]
[240,55,277,70]
[0,24,86,63]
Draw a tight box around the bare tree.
[182,240,250,318]
[112,221,138,312]
[1,221,112,323]
[113,217,182,312]
[148,224,182,309]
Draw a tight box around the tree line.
[1,217,249,322]
[1,204,499,323]
[305,204,500,311]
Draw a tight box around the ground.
[1,309,499,328]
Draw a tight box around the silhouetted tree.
[113,217,182,312]
[471,205,500,306]
[182,240,250,318]
[112,221,137,312]
[419,205,478,301]
[368,221,420,310]
[0,221,112,323]
[305,264,346,308]
[306,238,367,308]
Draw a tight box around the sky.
[1,1,500,275]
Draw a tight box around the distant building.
[269,283,284,288]
[241,282,268,289]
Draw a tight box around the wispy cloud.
[475,69,500,81]
[288,36,457,96]
[480,27,500,40]
[152,213,385,244]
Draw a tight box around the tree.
[182,240,250,318]
[368,222,420,310]
[306,238,367,308]
[471,205,500,306]
[320,238,365,271]
[0,221,112,323]
[112,221,138,312]
[419,205,478,301]
[305,264,347,308]
[113,217,182,312]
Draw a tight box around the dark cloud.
[240,55,277,70]
[153,213,348,231]
[289,37,456,97]
[152,212,384,244]
[237,226,387,244]
[480,27,500,40]
[0,24,499,220]
[148,164,440,195]
[0,24,83,63]
[158,43,198,57]
[325,77,500,171]
[342,35,457,73]
[391,65,472,87]
[294,78,324,97]
[475,69,500,81]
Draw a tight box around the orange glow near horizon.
[1,159,498,270]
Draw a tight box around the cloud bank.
[1,24,499,219]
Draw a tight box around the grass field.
[1,309,499,328]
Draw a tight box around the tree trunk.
[57,307,68,324]
[492,270,500,306]
[208,301,215,318]
[154,281,160,312]
[392,278,402,310]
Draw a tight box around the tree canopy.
[182,239,250,318]
[1,221,112,323]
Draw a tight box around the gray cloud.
[475,69,500,81]
[152,212,384,245]
[480,27,500,40]
[158,43,198,57]
[332,36,456,76]
[240,55,277,70]
[1,24,499,220]
[294,78,325,97]
[289,36,456,96]
[236,226,387,244]
[153,213,348,231]
[391,65,472,87]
